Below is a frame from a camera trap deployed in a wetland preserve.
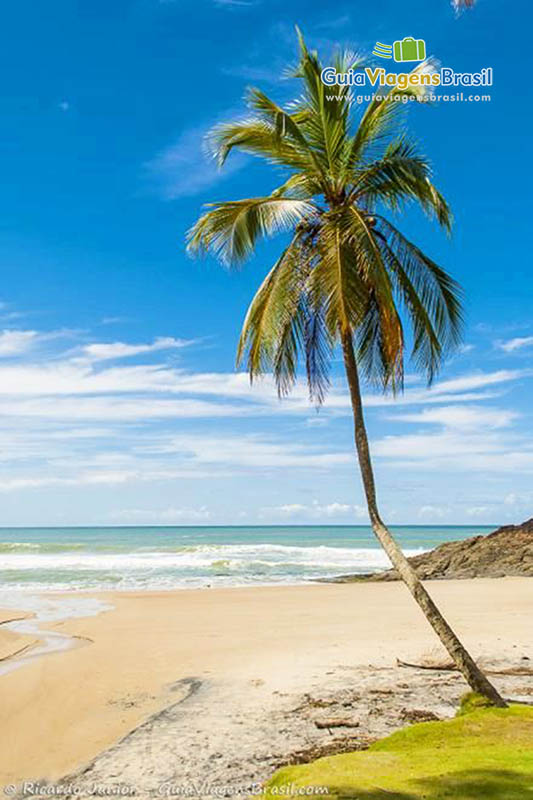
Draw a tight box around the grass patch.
[456,691,498,716]
[264,705,533,799]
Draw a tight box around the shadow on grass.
[334,769,533,799]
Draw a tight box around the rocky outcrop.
[335,518,533,582]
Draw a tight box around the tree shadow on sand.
[333,768,532,799]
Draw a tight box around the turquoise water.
[0,525,493,592]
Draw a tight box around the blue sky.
[0,0,531,526]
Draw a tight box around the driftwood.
[396,657,533,676]
[314,718,359,729]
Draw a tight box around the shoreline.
[0,578,531,789]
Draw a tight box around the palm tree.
[187,33,505,707]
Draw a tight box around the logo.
[321,35,493,96]
[373,36,426,63]
[372,42,392,59]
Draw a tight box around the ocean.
[0,525,494,593]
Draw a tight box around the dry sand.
[0,578,531,796]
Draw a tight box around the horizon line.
[0,522,501,530]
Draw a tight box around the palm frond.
[354,291,405,392]
[345,58,440,170]
[237,227,334,403]
[270,172,323,200]
[187,196,318,264]
[246,87,330,184]
[352,138,452,232]
[345,207,405,390]
[236,234,308,378]
[374,215,464,382]
[290,30,355,190]
[308,213,369,336]
[303,300,334,404]
[207,117,311,172]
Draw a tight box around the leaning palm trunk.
[340,328,506,707]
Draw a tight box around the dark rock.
[332,517,533,582]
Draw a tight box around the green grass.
[264,705,533,799]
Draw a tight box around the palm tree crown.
[188,32,463,405]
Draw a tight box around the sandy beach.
[1,578,532,794]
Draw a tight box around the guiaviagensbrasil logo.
[373,37,426,63]
[321,34,493,93]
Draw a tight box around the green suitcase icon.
[393,37,426,62]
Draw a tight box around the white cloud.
[390,405,518,431]
[0,328,80,357]
[110,506,212,523]
[274,503,306,515]
[0,472,134,492]
[466,506,492,517]
[82,336,193,361]
[496,336,533,353]
[375,431,494,460]
[504,492,533,507]
[0,396,249,421]
[305,416,330,427]
[0,424,353,494]
[0,395,247,421]
[421,369,528,395]
[265,500,367,519]
[0,330,39,356]
[0,341,526,423]
[144,122,246,200]
[322,501,366,517]
[361,369,530,409]
[418,505,449,519]
[0,468,219,492]
[375,387,533,476]
[0,321,531,505]
[149,434,352,469]
[373,429,533,473]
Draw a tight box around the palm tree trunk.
[340,328,506,707]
